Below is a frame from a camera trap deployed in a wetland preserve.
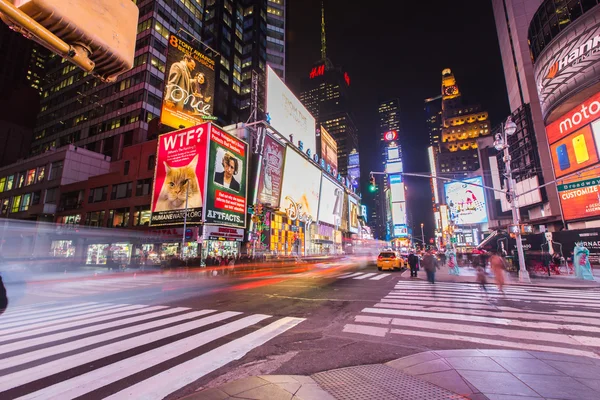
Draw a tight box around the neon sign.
[384,130,398,141]
[309,64,325,79]
[344,72,350,86]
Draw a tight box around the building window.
[124,161,130,175]
[89,186,108,203]
[1,199,8,215]
[85,210,105,227]
[135,178,152,196]
[37,166,46,183]
[111,182,132,200]
[21,193,31,211]
[11,195,21,213]
[25,169,36,186]
[45,187,58,204]
[133,205,151,226]
[148,154,156,171]
[49,161,63,181]
[107,207,130,228]
[16,172,25,188]
[0,177,5,193]
[32,191,41,205]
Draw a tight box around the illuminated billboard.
[348,195,360,233]
[428,146,439,204]
[394,224,408,237]
[266,66,316,154]
[386,160,403,174]
[319,125,338,170]
[557,167,600,221]
[386,146,400,161]
[384,130,398,141]
[318,174,344,226]
[279,146,321,223]
[550,125,599,178]
[256,135,285,206]
[204,125,248,228]
[444,177,488,225]
[151,124,209,226]
[391,202,407,226]
[161,33,216,130]
[389,174,405,203]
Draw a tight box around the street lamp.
[494,116,530,283]
[420,223,425,249]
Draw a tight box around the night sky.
[286,0,511,240]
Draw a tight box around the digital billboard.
[279,146,322,222]
[384,130,398,141]
[386,160,403,174]
[151,124,209,226]
[550,125,599,178]
[557,170,600,221]
[389,174,405,203]
[318,174,344,226]
[266,66,316,154]
[394,224,408,237]
[348,195,360,233]
[319,125,338,170]
[256,135,285,206]
[386,146,400,161]
[444,177,488,225]
[391,202,407,226]
[161,33,216,130]
[204,125,248,228]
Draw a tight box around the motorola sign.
[532,6,600,123]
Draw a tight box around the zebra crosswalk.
[0,301,304,399]
[342,280,600,359]
[336,272,393,281]
[25,275,171,298]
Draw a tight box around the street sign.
[558,178,600,191]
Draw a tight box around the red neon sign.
[310,64,325,79]
[384,130,398,141]
[344,72,350,86]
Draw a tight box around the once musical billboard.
[161,33,216,129]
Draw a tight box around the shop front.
[311,224,342,255]
[86,242,132,266]
[201,225,244,260]
[268,212,304,256]
[136,227,200,265]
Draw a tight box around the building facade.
[424,95,442,147]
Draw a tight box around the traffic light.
[369,175,377,192]
[255,203,263,216]
[0,0,139,82]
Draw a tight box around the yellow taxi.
[377,251,404,271]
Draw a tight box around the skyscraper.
[378,99,401,165]
[299,2,358,178]
[29,0,284,160]
[491,0,562,227]
[424,95,442,147]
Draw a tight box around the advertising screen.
[204,125,248,228]
[256,135,285,206]
[386,160,403,174]
[348,152,360,167]
[348,166,360,188]
[386,146,400,161]
[279,146,322,222]
[266,66,316,154]
[557,170,600,221]
[391,202,407,226]
[550,125,599,178]
[390,176,405,203]
[151,124,209,226]
[348,195,360,233]
[161,33,216,130]
[444,177,488,225]
[319,125,338,170]
[318,174,344,226]
[394,224,408,237]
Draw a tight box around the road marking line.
[0,306,174,355]
[355,315,392,325]
[336,272,359,278]
[0,302,98,320]
[103,316,305,400]
[370,274,390,280]
[0,309,217,371]
[362,307,512,325]
[343,324,388,337]
[338,272,364,279]
[353,273,377,280]
[0,303,116,327]
[0,304,141,337]
[0,310,242,393]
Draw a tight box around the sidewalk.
[187,349,600,400]
[401,265,600,289]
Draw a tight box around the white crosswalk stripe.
[25,275,171,299]
[342,280,600,359]
[0,302,304,399]
[336,272,394,281]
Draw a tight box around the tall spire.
[320,0,327,61]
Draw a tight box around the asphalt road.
[1,258,600,400]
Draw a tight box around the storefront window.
[58,214,81,225]
[51,240,75,257]
[87,243,109,264]
[205,240,240,259]
[133,205,151,226]
[25,169,36,186]
[108,208,130,228]
[111,243,132,265]
[20,193,31,211]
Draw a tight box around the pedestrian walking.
[476,265,488,293]
[489,252,506,294]
[408,251,419,278]
[0,275,8,316]
[421,250,439,284]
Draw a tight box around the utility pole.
[181,183,190,260]
[420,223,425,249]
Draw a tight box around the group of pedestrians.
[406,249,507,293]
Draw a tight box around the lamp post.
[494,116,530,283]
[420,223,425,249]
[181,183,190,260]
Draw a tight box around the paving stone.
[527,351,596,365]
[233,383,292,400]
[435,349,485,358]
[294,383,336,400]
[417,369,475,396]
[515,374,600,400]
[259,375,299,384]
[274,382,302,395]
[183,388,230,400]
[404,359,453,375]
[478,350,534,359]
[542,360,600,380]
[457,370,538,397]
[386,351,440,370]
[491,357,564,375]
[220,377,269,396]
[445,357,505,372]
[575,378,600,391]
[289,375,318,384]
[483,395,541,400]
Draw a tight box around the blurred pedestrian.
[0,275,7,316]
[421,250,439,284]
[408,251,419,278]
[476,265,488,293]
[489,252,506,294]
